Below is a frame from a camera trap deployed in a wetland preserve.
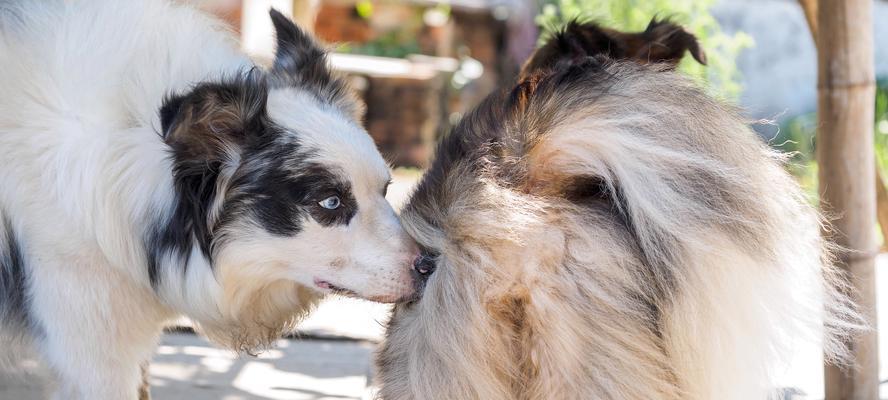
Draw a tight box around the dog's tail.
[520,18,706,79]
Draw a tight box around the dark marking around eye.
[310,189,356,227]
[253,169,356,234]
[219,142,359,237]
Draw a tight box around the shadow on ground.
[148,333,376,400]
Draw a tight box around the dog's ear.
[160,69,269,163]
[267,9,365,120]
[268,9,331,85]
[627,19,707,66]
[520,18,706,78]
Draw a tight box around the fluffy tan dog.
[375,20,862,400]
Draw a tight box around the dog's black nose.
[412,253,437,280]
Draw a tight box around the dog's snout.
[412,253,437,280]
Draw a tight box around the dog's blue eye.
[319,196,341,210]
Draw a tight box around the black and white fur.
[0,1,420,398]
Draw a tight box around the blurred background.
[220,0,888,188]
[2,0,888,399]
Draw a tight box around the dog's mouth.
[312,277,419,303]
[313,278,359,297]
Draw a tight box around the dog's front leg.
[39,317,149,400]
[28,256,168,400]
[138,361,151,400]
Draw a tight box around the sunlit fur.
[376,56,863,399]
[0,1,417,398]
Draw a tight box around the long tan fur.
[375,20,863,400]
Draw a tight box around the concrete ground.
[149,331,379,400]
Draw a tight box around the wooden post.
[878,170,888,251]
[799,0,888,254]
[815,0,879,399]
[799,0,818,47]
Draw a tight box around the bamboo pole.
[814,1,879,399]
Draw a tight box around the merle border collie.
[375,20,863,399]
[0,1,424,398]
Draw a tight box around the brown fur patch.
[161,70,268,164]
